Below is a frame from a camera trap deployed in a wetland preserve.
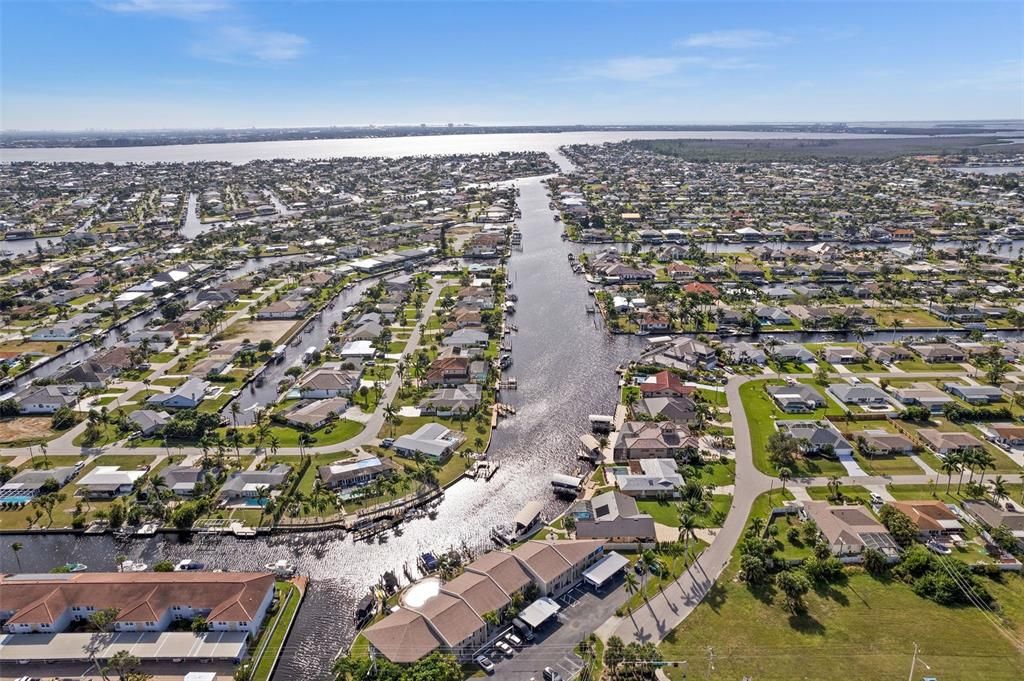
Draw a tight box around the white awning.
[583,551,629,588]
[518,597,561,629]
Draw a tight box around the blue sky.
[2,1,1022,130]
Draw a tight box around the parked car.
[512,618,535,641]
[495,641,514,657]
[475,655,494,674]
[869,492,884,505]
[543,667,563,681]
[506,632,523,647]
[381,438,394,448]
[927,540,952,555]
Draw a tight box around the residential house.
[777,421,853,456]
[77,466,147,499]
[419,384,482,417]
[392,423,465,460]
[615,459,683,498]
[916,428,985,456]
[613,421,695,462]
[127,409,170,437]
[296,368,362,398]
[887,501,963,537]
[823,346,866,365]
[569,491,657,543]
[889,383,954,413]
[637,396,697,425]
[857,430,916,455]
[910,343,966,363]
[638,370,694,398]
[16,385,78,414]
[943,383,1004,405]
[147,378,209,410]
[219,464,292,503]
[766,383,826,413]
[318,451,398,490]
[982,423,1024,448]
[281,398,349,430]
[803,501,900,558]
[829,383,890,405]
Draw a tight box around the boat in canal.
[63,562,88,572]
[265,558,297,577]
[174,559,205,571]
[119,560,148,572]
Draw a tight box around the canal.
[0,174,642,679]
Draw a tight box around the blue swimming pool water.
[245,498,268,507]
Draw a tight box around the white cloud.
[191,26,307,63]
[577,54,760,82]
[679,29,787,49]
[101,0,229,18]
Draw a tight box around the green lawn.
[740,380,849,477]
[806,484,872,505]
[659,488,1024,681]
[249,582,302,681]
[852,451,924,476]
[896,359,966,372]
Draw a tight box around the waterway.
[1,130,907,165]
[0,176,641,679]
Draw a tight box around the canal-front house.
[612,421,696,462]
[363,540,605,664]
[218,464,292,503]
[569,492,658,545]
[0,571,275,636]
[147,377,209,410]
[318,451,398,490]
[392,423,464,460]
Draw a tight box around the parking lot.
[486,581,628,680]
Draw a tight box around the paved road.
[608,375,773,644]
[0,279,445,461]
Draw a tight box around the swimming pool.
[244,498,268,507]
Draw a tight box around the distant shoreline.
[4,122,1023,150]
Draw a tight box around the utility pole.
[706,646,714,680]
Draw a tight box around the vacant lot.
[222,318,300,343]
[0,416,58,445]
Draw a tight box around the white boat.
[174,559,205,572]
[265,559,296,577]
[63,562,88,573]
[120,560,148,572]
[135,523,157,536]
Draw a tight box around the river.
[0,176,641,679]
[0,130,907,165]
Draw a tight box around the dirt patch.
[0,416,57,445]
[222,319,300,343]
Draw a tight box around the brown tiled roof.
[466,552,531,595]
[407,592,484,647]
[0,572,274,627]
[362,607,442,663]
[442,571,510,616]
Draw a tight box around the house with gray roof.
[147,378,209,410]
[777,421,853,456]
[829,383,890,405]
[766,383,825,413]
[392,423,464,460]
[615,459,683,499]
[570,491,657,543]
[219,464,292,502]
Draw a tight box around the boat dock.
[468,460,500,480]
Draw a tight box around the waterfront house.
[569,491,657,543]
[615,459,683,499]
[281,397,349,430]
[296,367,362,398]
[256,300,310,319]
[0,571,275,637]
[722,341,767,365]
[147,377,209,410]
[754,305,791,325]
[867,344,914,365]
[441,328,489,349]
[909,343,966,363]
[823,346,866,365]
[638,370,694,398]
[660,338,717,370]
[424,356,471,387]
[0,467,78,503]
[318,451,397,490]
[774,344,815,363]
[219,464,292,503]
[613,421,696,462]
[392,423,464,460]
[638,396,698,425]
[419,384,481,417]
[77,466,147,499]
[161,464,205,497]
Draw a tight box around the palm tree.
[677,512,697,557]
[10,541,23,571]
[940,456,960,494]
[778,467,792,498]
[975,449,996,486]
[255,485,271,525]
[891,318,904,342]
[826,474,841,500]
[990,475,1009,504]
[268,434,280,459]
[622,570,639,613]
[383,404,400,437]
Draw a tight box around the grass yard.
[895,359,966,372]
[740,380,849,477]
[659,488,1024,680]
[852,451,924,475]
[806,484,873,505]
[249,582,302,681]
